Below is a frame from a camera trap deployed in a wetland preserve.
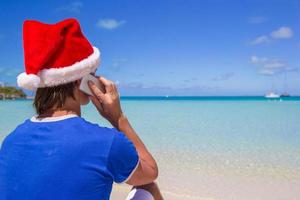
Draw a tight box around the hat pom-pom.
[17,73,41,90]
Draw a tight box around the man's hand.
[88,76,123,128]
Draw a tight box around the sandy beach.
[111,161,300,200]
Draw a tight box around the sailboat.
[265,92,280,99]
[280,93,290,97]
[280,71,291,98]
[265,76,280,99]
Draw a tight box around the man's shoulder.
[72,117,121,142]
[78,117,117,134]
[6,117,118,143]
[70,118,123,153]
[1,119,32,149]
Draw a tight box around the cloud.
[250,56,296,76]
[250,56,285,70]
[56,1,83,14]
[250,35,270,45]
[270,26,293,39]
[258,69,274,76]
[96,19,126,30]
[212,72,235,81]
[250,56,267,64]
[248,16,268,24]
[250,26,294,45]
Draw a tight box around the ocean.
[1,97,300,200]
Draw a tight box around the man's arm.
[88,77,158,186]
[116,114,158,185]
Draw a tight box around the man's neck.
[38,98,81,118]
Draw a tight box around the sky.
[0,0,299,96]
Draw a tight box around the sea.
[1,97,300,200]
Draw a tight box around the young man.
[0,19,163,200]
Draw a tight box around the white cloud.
[250,35,270,45]
[250,26,294,45]
[250,55,292,76]
[270,26,293,39]
[96,19,126,30]
[250,56,267,64]
[263,61,286,70]
[258,69,274,76]
[250,56,259,64]
[56,2,83,14]
[248,16,268,24]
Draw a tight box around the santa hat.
[17,18,100,90]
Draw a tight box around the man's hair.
[33,81,77,115]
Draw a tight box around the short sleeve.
[107,129,139,183]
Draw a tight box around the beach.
[1,98,300,200]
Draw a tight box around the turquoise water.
[121,96,300,101]
[1,98,300,180]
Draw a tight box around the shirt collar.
[30,114,78,122]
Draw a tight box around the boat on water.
[265,71,292,99]
[265,92,280,99]
[280,71,291,98]
[280,93,291,98]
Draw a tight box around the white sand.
[109,154,300,200]
[110,175,300,200]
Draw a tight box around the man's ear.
[76,79,81,86]
[73,80,81,93]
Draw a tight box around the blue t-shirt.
[0,115,139,200]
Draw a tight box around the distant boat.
[26,96,35,100]
[280,71,291,98]
[265,92,280,99]
[280,93,291,98]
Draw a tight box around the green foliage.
[0,86,26,98]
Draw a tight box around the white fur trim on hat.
[17,73,41,90]
[17,47,100,90]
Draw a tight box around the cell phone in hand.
[79,74,104,96]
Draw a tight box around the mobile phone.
[79,74,104,96]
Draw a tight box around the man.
[0,18,163,200]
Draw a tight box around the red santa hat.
[17,18,100,90]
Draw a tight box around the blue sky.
[0,0,299,96]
